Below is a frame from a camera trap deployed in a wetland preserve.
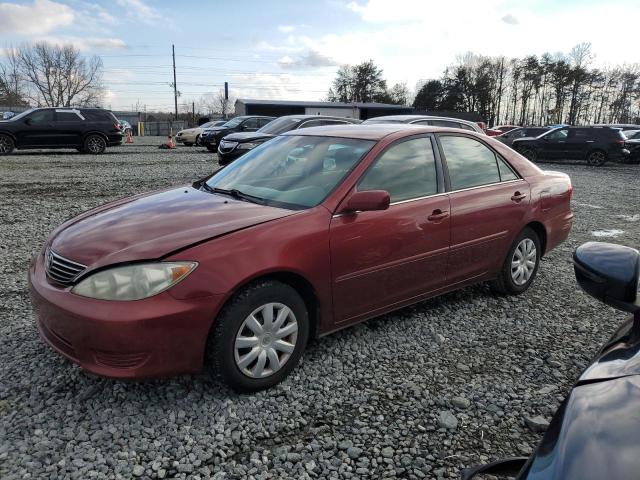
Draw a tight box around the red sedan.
[29,125,573,392]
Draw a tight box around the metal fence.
[139,121,187,136]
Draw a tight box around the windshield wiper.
[210,187,266,205]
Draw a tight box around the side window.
[56,111,83,122]
[299,120,324,129]
[258,118,272,128]
[321,120,348,126]
[28,110,54,124]
[431,120,460,129]
[358,137,438,202]
[568,129,589,138]
[497,157,518,181]
[459,123,475,131]
[545,129,568,141]
[243,118,259,129]
[413,120,431,126]
[439,135,501,190]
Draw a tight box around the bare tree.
[0,46,27,106]
[16,42,104,107]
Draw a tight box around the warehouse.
[234,98,413,120]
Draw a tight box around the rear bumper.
[545,210,573,254]
[29,254,224,379]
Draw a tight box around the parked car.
[217,115,361,165]
[0,107,123,155]
[513,126,630,165]
[119,120,133,137]
[462,241,640,480]
[496,127,550,147]
[175,120,224,147]
[624,130,640,163]
[623,129,640,140]
[29,124,573,392]
[200,116,275,152]
[363,115,485,134]
[2,111,16,120]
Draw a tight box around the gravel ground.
[1,140,639,480]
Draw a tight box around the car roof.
[366,114,476,124]
[277,114,360,122]
[281,123,469,140]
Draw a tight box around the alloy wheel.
[511,238,537,286]
[87,136,105,154]
[521,148,537,161]
[0,135,13,154]
[587,151,606,166]
[234,302,299,378]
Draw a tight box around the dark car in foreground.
[513,126,630,165]
[496,127,550,147]
[200,116,275,152]
[363,115,485,134]
[217,115,361,165]
[29,124,572,392]
[463,241,640,480]
[0,107,123,155]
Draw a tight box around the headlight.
[237,142,260,150]
[72,262,197,301]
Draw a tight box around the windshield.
[6,109,35,121]
[222,117,243,128]
[257,117,301,135]
[623,130,640,139]
[205,135,375,209]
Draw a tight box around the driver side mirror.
[574,242,640,313]
[340,190,390,214]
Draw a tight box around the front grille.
[94,350,149,369]
[45,249,87,286]
[219,140,237,152]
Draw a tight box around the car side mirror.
[573,242,640,313]
[461,457,529,480]
[341,190,390,213]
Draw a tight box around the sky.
[1,0,639,112]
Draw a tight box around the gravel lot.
[1,139,639,479]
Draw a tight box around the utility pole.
[172,44,178,120]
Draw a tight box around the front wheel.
[195,135,201,146]
[519,147,537,162]
[84,134,107,154]
[0,134,15,155]
[490,227,541,295]
[206,280,309,392]
[586,150,607,166]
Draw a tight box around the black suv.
[217,115,362,165]
[0,107,123,155]
[495,126,549,147]
[513,126,630,165]
[199,116,274,152]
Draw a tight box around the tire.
[0,134,15,155]
[195,135,201,146]
[586,150,607,166]
[84,134,107,154]
[206,145,216,152]
[519,147,537,162]
[490,227,541,295]
[206,280,309,393]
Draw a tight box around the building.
[234,99,413,120]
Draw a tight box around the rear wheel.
[206,280,309,392]
[84,134,107,154]
[195,135,201,146]
[0,134,15,155]
[490,227,541,295]
[586,150,607,166]
[519,147,537,161]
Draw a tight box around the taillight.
[614,139,625,145]
[115,122,121,130]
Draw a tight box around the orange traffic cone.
[125,130,133,144]
[166,127,175,149]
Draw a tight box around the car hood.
[50,186,294,269]
[178,127,200,134]
[222,132,275,143]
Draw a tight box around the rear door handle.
[511,191,528,202]
[427,209,449,222]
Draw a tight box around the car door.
[240,118,259,132]
[330,135,450,324]
[17,109,56,147]
[539,128,569,159]
[53,109,86,146]
[437,134,530,284]
[564,128,592,159]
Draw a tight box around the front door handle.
[427,209,449,222]
[511,191,528,202]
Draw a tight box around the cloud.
[0,0,74,35]
[278,50,341,69]
[114,0,163,24]
[278,25,295,33]
[501,14,519,25]
[37,36,128,51]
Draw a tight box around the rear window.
[83,110,114,122]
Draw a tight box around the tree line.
[414,43,640,126]
[1,42,104,108]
